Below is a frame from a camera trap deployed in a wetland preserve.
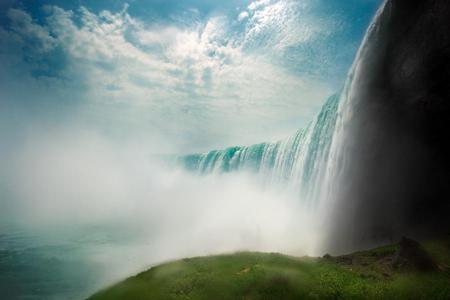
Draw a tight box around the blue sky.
[0,0,382,152]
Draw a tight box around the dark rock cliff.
[328,0,450,253]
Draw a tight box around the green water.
[0,224,157,300]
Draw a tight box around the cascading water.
[321,0,450,253]
[171,0,388,209]
[173,93,340,206]
[180,0,450,254]
[173,0,412,253]
[320,0,390,208]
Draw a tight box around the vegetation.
[89,237,450,300]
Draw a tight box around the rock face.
[327,0,450,253]
[392,237,436,271]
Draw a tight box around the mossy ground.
[89,237,450,300]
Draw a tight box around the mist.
[0,125,325,295]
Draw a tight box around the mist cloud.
[0,127,324,292]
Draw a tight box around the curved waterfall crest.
[173,0,390,212]
[174,93,339,205]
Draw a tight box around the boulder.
[392,237,436,271]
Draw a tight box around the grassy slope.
[89,238,450,300]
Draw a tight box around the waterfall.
[173,1,390,213]
[320,0,389,210]
[170,0,450,253]
[174,93,340,205]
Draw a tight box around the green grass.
[88,238,450,300]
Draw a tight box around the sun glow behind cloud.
[0,0,360,152]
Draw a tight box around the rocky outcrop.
[392,237,436,271]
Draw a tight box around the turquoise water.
[0,224,155,300]
[174,94,340,206]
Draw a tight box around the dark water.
[0,224,156,300]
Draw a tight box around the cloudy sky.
[0,0,382,153]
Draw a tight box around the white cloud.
[6,8,56,54]
[243,0,323,50]
[248,0,272,11]
[0,2,333,152]
[238,11,249,22]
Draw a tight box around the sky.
[0,0,382,153]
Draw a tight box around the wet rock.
[392,237,436,271]
[335,255,353,265]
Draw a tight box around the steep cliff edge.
[327,0,450,253]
